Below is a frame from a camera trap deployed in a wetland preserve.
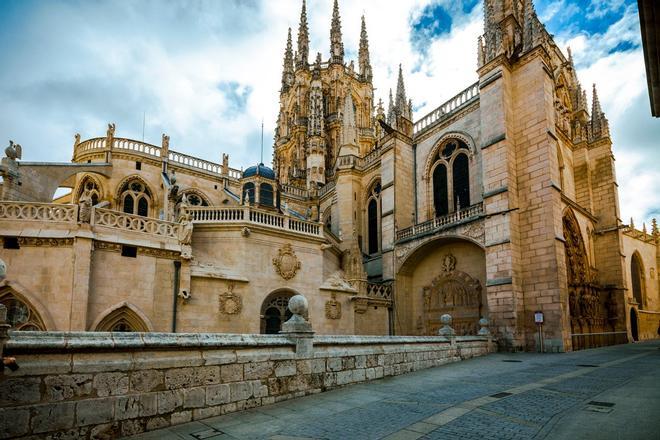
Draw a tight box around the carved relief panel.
[421,254,482,335]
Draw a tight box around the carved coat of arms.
[272,243,301,280]
[325,293,342,320]
[218,283,242,315]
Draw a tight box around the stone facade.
[0,332,494,439]
[0,0,658,350]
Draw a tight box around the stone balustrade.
[396,203,484,242]
[91,207,180,239]
[413,82,480,135]
[280,184,309,199]
[366,283,393,301]
[187,206,322,238]
[0,331,494,439]
[73,137,242,180]
[0,201,78,224]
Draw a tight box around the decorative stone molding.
[218,282,242,315]
[272,243,301,280]
[17,237,74,247]
[325,293,342,320]
[137,247,180,260]
[93,241,121,252]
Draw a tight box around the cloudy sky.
[0,0,657,225]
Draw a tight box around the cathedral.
[0,0,658,351]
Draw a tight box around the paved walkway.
[127,341,660,440]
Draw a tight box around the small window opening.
[3,237,20,249]
[135,161,142,170]
[121,245,137,258]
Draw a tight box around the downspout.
[172,261,181,332]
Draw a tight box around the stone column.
[69,231,93,330]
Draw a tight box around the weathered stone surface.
[192,405,223,420]
[77,397,115,426]
[115,396,140,420]
[274,360,296,377]
[206,383,230,406]
[121,419,145,437]
[220,363,243,383]
[244,361,274,380]
[89,422,120,440]
[170,410,192,425]
[94,372,129,397]
[157,390,183,415]
[145,416,169,431]
[183,387,206,409]
[251,380,269,398]
[130,370,163,393]
[229,381,253,402]
[44,374,93,402]
[327,357,342,371]
[31,402,75,434]
[0,377,42,405]
[0,407,30,438]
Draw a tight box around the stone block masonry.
[0,332,494,439]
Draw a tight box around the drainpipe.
[172,261,181,332]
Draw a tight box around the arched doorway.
[630,308,639,342]
[630,253,645,308]
[260,290,295,334]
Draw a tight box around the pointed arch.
[91,302,153,332]
[630,251,646,308]
[115,175,154,217]
[563,208,589,286]
[181,188,210,206]
[73,173,105,205]
[423,131,476,181]
[0,282,52,330]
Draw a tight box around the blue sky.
[0,0,657,225]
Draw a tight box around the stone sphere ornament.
[288,294,309,316]
[478,317,491,336]
[0,258,6,281]
[438,313,455,337]
[440,313,452,325]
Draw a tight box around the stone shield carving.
[219,283,242,315]
[325,293,342,320]
[272,244,301,280]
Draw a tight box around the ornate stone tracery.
[421,253,482,336]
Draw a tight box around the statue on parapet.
[162,134,170,158]
[78,189,93,223]
[4,141,21,161]
[74,133,81,148]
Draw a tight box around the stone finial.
[478,317,490,336]
[630,217,635,229]
[0,258,6,281]
[296,0,309,70]
[438,313,455,336]
[281,294,313,334]
[329,0,344,64]
[4,140,21,160]
[358,15,372,81]
[643,223,648,235]
[281,27,294,90]
[652,218,658,237]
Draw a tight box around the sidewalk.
[125,340,660,440]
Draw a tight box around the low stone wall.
[0,332,494,439]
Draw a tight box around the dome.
[243,163,275,180]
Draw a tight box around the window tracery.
[429,139,471,218]
[0,290,46,331]
[119,178,152,217]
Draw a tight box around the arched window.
[77,176,102,206]
[366,181,381,255]
[119,179,152,217]
[631,253,645,308]
[452,153,470,210]
[260,292,294,334]
[432,164,448,217]
[182,191,209,207]
[243,182,255,205]
[260,183,274,207]
[95,305,150,332]
[0,289,46,331]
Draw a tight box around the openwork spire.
[296,0,309,70]
[359,15,372,82]
[387,89,395,126]
[394,64,409,119]
[590,83,610,140]
[523,0,540,52]
[281,28,294,91]
[330,0,344,65]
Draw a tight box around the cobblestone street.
[127,341,660,440]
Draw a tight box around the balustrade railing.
[91,208,180,239]
[187,206,322,238]
[413,82,480,135]
[281,184,308,199]
[73,137,242,179]
[0,201,78,224]
[396,203,484,241]
[318,180,336,198]
[367,283,392,301]
[361,147,381,169]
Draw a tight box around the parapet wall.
[0,332,494,439]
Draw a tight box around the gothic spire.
[387,89,395,126]
[281,28,294,91]
[296,0,309,70]
[330,0,344,65]
[394,64,409,119]
[359,15,372,82]
[590,83,610,140]
[522,0,538,52]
